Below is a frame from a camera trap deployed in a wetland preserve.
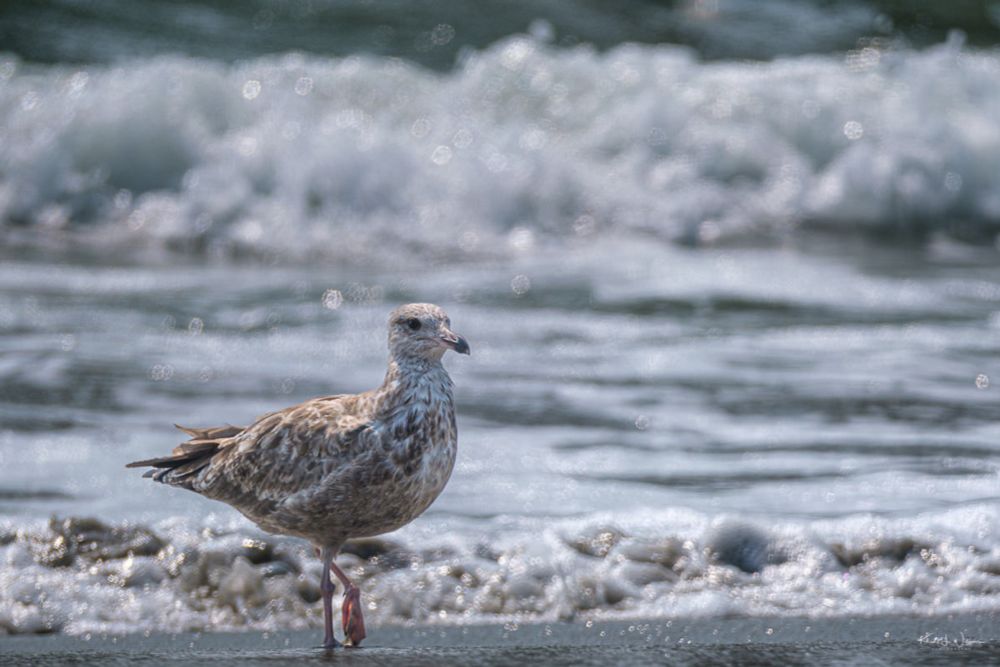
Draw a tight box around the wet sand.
[4,614,1000,666]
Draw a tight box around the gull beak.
[440,329,471,355]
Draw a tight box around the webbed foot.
[341,584,367,647]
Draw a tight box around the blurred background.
[2,0,1000,637]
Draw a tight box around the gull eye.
[406,317,422,331]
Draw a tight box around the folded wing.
[126,395,373,509]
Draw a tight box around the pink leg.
[318,547,340,649]
[330,560,367,647]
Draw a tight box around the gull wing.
[126,394,372,501]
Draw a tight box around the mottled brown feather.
[126,303,465,552]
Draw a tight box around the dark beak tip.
[455,337,470,355]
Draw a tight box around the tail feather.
[174,424,243,440]
[127,423,245,487]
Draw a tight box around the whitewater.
[2,23,1000,637]
[2,33,999,262]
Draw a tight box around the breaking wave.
[6,507,1000,635]
[1,34,999,262]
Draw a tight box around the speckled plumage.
[127,303,469,648]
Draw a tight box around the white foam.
[1,36,999,259]
[6,505,1000,635]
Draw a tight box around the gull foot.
[341,584,367,647]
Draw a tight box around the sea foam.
[0,36,1000,258]
[1,35,999,259]
[5,505,1000,635]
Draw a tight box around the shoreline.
[4,614,1000,665]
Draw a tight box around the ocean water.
[2,0,1000,638]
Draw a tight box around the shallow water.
[6,0,1000,67]
[6,615,1000,666]
[2,236,1000,634]
[2,0,1000,640]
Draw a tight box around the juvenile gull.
[126,303,469,648]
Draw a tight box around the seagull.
[126,303,469,648]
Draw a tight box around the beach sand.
[4,614,1000,666]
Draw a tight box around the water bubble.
[238,219,263,243]
[239,312,258,330]
[39,205,69,229]
[431,24,455,46]
[411,118,431,138]
[698,220,721,244]
[0,59,16,80]
[60,334,76,352]
[529,19,555,42]
[975,374,989,389]
[690,0,720,18]
[485,152,508,173]
[322,289,343,310]
[237,136,258,157]
[874,14,894,33]
[294,77,313,96]
[453,128,474,149]
[68,71,89,95]
[113,190,133,209]
[508,227,534,251]
[336,108,368,130]
[634,415,650,430]
[573,214,596,236]
[846,47,881,71]
[431,145,453,166]
[843,121,864,140]
[647,127,668,147]
[500,40,534,71]
[188,318,204,336]
[194,214,213,233]
[510,274,531,296]
[127,210,146,231]
[347,282,384,304]
[519,128,547,151]
[944,172,963,192]
[242,79,261,100]
[150,364,175,382]
[21,91,39,111]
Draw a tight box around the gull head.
[388,303,470,362]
